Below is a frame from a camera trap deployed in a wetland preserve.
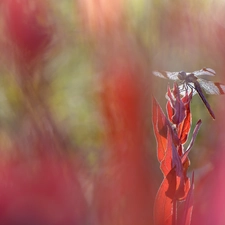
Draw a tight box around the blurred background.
[0,0,224,224]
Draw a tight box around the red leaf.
[184,119,202,155]
[170,139,185,200]
[152,98,183,176]
[162,129,186,199]
[154,128,192,225]
[177,92,192,144]
[178,105,191,144]
[154,168,191,225]
[166,129,189,200]
[152,97,170,163]
[166,84,185,125]
[166,87,174,122]
[160,127,173,175]
[182,90,193,105]
[153,98,180,175]
[154,171,176,225]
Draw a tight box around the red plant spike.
[152,83,202,225]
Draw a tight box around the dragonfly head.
[178,71,186,80]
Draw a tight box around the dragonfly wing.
[153,71,179,81]
[193,68,216,77]
[198,78,225,95]
[194,82,216,119]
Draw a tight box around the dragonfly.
[153,67,225,119]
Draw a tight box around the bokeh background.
[0,0,224,224]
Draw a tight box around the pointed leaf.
[160,127,173,175]
[152,97,170,163]
[178,91,192,144]
[166,84,186,125]
[171,145,185,200]
[178,104,191,144]
[154,171,176,225]
[164,129,185,200]
[166,87,174,122]
[182,119,202,163]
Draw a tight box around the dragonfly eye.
[178,71,186,80]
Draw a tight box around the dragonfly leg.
[178,83,191,96]
[178,83,186,92]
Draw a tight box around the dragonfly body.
[153,68,225,119]
[178,72,197,83]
